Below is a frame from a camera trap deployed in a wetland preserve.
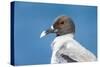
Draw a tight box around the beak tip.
[40,31,46,38]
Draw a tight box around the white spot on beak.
[40,31,46,38]
[51,25,54,30]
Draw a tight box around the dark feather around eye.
[60,21,64,24]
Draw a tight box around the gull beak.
[40,25,58,38]
[40,31,47,38]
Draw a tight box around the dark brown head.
[53,16,75,36]
[40,16,75,38]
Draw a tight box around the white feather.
[51,33,96,63]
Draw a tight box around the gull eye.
[60,21,64,24]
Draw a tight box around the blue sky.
[13,1,97,65]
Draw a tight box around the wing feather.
[58,40,96,62]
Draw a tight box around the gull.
[40,16,96,63]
